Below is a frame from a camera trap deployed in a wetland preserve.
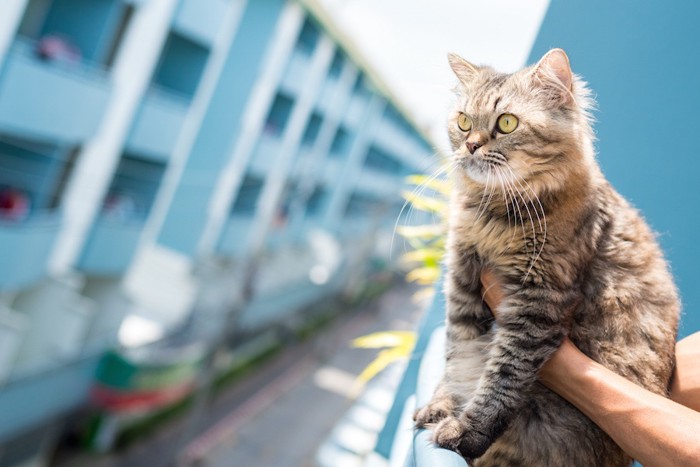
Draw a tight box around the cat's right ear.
[448,53,479,84]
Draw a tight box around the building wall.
[530,0,700,337]
[0,0,435,464]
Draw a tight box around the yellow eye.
[457,113,472,132]
[496,114,518,134]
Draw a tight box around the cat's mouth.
[456,152,507,185]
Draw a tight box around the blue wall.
[158,0,286,256]
[530,0,700,337]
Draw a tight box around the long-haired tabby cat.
[413,49,680,466]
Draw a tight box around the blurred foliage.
[397,173,450,299]
[352,173,450,392]
[351,331,417,395]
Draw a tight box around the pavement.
[58,281,425,467]
[198,281,423,467]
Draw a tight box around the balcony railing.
[172,0,230,48]
[126,86,190,161]
[0,37,111,144]
[248,133,281,176]
[78,216,145,276]
[369,281,468,466]
[0,306,27,383]
[217,214,254,257]
[0,212,61,291]
[344,93,367,129]
[279,49,312,95]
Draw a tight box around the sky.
[317,0,551,146]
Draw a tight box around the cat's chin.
[460,159,491,185]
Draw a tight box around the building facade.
[0,0,434,465]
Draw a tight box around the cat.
[413,48,680,466]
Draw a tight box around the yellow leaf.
[352,331,416,349]
[396,224,444,241]
[400,248,444,264]
[405,175,452,196]
[401,191,445,214]
[406,267,441,285]
[412,287,436,304]
[351,331,417,395]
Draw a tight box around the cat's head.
[447,49,595,194]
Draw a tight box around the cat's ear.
[448,53,479,84]
[531,49,574,103]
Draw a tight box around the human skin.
[480,270,700,467]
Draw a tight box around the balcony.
[12,276,95,378]
[363,282,468,466]
[217,214,254,257]
[0,355,99,442]
[0,39,111,144]
[0,306,26,383]
[172,0,230,48]
[321,157,343,185]
[0,213,61,291]
[279,49,312,95]
[78,216,145,276]
[316,77,341,116]
[354,169,402,198]
[374,118,426,169]
[344,94,367,129]
[248,133,281,176]
[125,87,190,162]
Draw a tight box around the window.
[344,192,384,218]
[152,32,210,98]
[296,16,320,56]
[328,48,345,78]
[103,154,166,220]
[0,135,65,215]
[264,93,295,136]
[305,186,327,216]
[364,145,403,174]
[353,73,372,98]
[103,4,135,68]
[301,113,323,147]
[18,0,135,69]
[330,126,353,157]
[231,175,264,215]
[383,104,414,135]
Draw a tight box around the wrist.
[539,338,596,392]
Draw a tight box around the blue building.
[0,0,434,464]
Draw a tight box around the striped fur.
[414,50,680,465]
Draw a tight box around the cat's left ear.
[531,49,574,104]
[448,53,479,85]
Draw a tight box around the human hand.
[480,268,504,319]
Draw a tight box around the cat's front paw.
[413,397,455,428]
[433,416,491,460]
[456,425,491,460]
[431,416,465,451]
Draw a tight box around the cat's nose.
[467,141,482,154]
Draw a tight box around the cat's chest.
[451,210,522,262]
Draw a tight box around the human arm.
[481,270,700,467]
[670,331,700,413]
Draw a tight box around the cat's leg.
[433,285,574,460]
[415,252,493,427]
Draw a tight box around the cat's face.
[447,49,593,192]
